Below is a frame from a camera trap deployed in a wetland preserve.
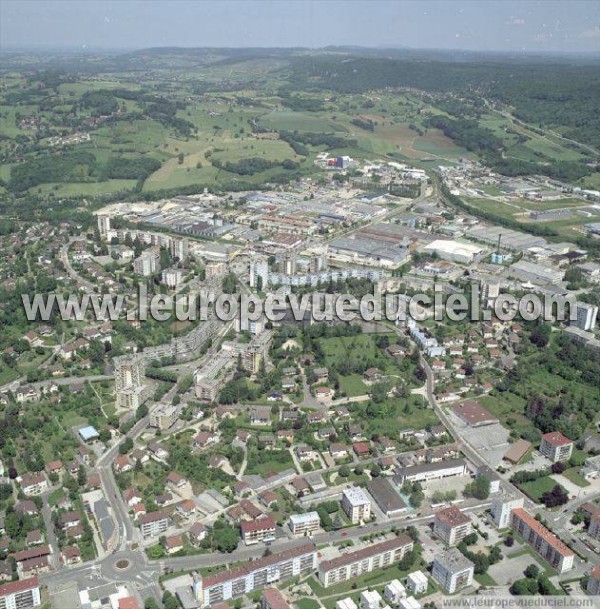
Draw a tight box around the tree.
[541,485,568,508]
[144,599,161,609]
[119,437,133,455]
[570,512,583,526]
[510,578,538,596]
[210,522,239,553]
[465,476,491,500]
[339,465,350,478]
[370,464,382,478]
[524,564,539,579]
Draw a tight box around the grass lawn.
[561,468,590,488]
[518,477,566,503]
[474,572,498,587]
[308,557,427,598]
[245,450,295,476]
[296,600,321,609]
[48,488,65,507]
[477,392,532,435]
[0,367,19,385]
[339,374,368,398]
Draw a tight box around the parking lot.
[488,552,543,586]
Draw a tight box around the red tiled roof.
[262,588,290,609]
[119,597,140,609]
[138,511,168,525]
[512,508,574,558]
[12,545,51,562]
[541,431,572,447]
[435,506,470,527]
[241,516,275,534]
[0,576,39,596]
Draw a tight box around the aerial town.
[1,6,600,609]
[1,148,599,609]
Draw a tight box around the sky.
[1,0,599,54]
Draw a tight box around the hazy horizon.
[1,0,599,55]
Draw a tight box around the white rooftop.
[343,485,371,506]
[289,511,320,525]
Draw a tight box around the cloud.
[505,17,526,26]
[581,26,600,39]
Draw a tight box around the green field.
[519,477,566,503]
[561,468,590,488]
[1,49,598,206]
[339,374,369,397]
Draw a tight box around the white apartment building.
[341,486,371,524]
[289,512,320,536]
[0,577,41,609]
[490,495,524,529]
[432,549,474,594]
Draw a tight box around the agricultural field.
[1,48,598,208]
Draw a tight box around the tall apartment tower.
[98,215,111,240]
[574,302,598,331]
[281,253,297,276]
[249,257,269,289]
[490,495,524,529]
[170,237,189,262]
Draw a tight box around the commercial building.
[341,487,371,524]
[318,536,413,588]
[451,401,499,427]
[366,478,408,517]
[0,577,41,609]
[329,237,408,268]
[466,226,547,253]
[508,260,563,286]
[503,439,532,464]
[423,240,484,264]
[511,508,574,573]
[490,495,524,529]
[431,549,474,594]
[288,512,320,536]
[539,432,573,463]
[394,459,467,484]
[433,507,472,546]
[138,511,169,538]
[197,543,317,606]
